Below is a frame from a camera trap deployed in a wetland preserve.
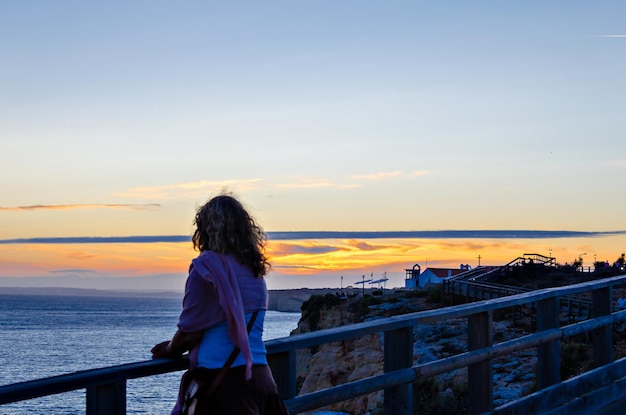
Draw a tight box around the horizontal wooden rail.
[489,356,626,414]
[0,357,189,405]
[287,368,417,413]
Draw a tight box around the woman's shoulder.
[193,250,228,265]
[196,250,220,259]
[190,251,223,277]
[193,251,253,275]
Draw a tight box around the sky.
[1,1,626,291]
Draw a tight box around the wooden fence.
[2,274,626,414]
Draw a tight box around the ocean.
[0,294,301,415]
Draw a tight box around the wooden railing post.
[592,286,613,367]
[384,325,413,415]
[268,350,296,399]
[86,381,126,415]
[441,280,448,307]
[468,311,492,415]
[537,297,560,388]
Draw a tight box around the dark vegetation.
[499,255,624,290]
[300,293,343,331]
[300,288,440,330]
[413,376,468,415]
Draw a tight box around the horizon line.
[1,230,625,244]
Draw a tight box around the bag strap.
[204,309,260,398]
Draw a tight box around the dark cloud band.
[267,230,626,240]
[0,230,625,244]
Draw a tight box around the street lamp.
[362,275,366,297]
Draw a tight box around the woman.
[152,194,287,415]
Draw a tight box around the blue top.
[197,310,268,368]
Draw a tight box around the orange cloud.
[107,171,433,202]
[265,238,563,277]
[0,243,193,278]
[3,236,624,289]
[345,240,394,251]
[65,251,99,260]
[114,179,262,199]
[0,204,161,211]
[267,241,344,257]
[267,239,420,275]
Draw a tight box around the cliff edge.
[267,288,338,312]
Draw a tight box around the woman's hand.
[151,330,203,358]
[151,341,171,358]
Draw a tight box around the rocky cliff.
[292,295,383,414]
[291,290,537,415]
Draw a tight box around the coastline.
[0,286,183,299]
[0,286,337,312]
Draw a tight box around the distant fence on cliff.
[3,274,626,414]
[443,278,598,325]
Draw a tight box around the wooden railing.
[3,274,626,414]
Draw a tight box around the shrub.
[349,295,383,320]
[413,376,468,414]
[301,293,342,331]
[427,287,443,304]
[561,341,591,379]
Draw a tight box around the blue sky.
[1,1,625,289]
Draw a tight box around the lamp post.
[362,275,365,297]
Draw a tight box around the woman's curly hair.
[192,194,270,277]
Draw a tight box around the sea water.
[0,294,301,414]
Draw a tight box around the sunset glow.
[1,2,625,291]
[2,234,624,290]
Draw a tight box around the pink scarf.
[189,252,254,379]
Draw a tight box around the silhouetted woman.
[152,194,287,415]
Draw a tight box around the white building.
[405,265,470,289]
